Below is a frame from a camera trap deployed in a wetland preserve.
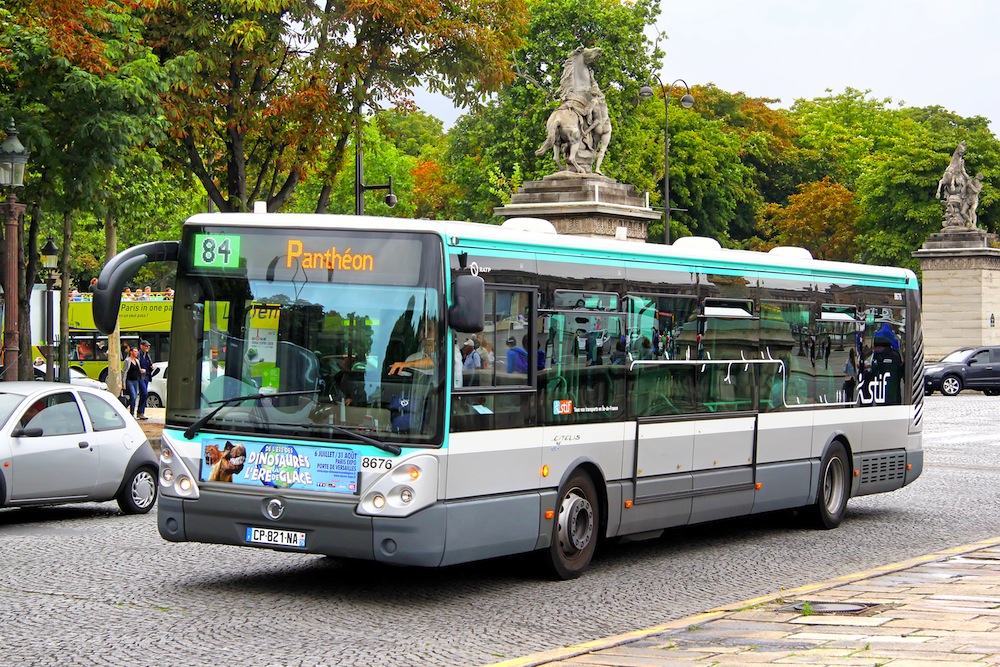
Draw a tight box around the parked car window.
[971,350,990,365]
[0,391,27,424]
[992,349,1000,364]
[81,393,126,432]
[19,392,85,436]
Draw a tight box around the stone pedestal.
[913,227,1000,360]
[494,173,660,242]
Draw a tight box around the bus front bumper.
[157,490,449,567]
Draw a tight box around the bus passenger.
[505,336,528,373]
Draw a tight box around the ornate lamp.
[639,77,694,245]
[0,119,29,381]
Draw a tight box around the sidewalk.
[485,537,1000,667]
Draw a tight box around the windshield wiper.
[301,423,401,456]
[183,389,320,440]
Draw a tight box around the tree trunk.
[104,211,122,398]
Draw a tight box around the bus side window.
[450,287,535,432]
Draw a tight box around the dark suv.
[924,346,1000,396]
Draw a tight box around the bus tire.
[811,441,850,529]
[99,368,109,383]
[543,470,599,580]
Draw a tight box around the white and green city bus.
[93,213,923,578]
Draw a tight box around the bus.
[61,296,171,381]
[93,213,923,579]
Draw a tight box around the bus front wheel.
[811,442,850,529]
[544,471,599,580]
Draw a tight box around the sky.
[414,0,1000,132]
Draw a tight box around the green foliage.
[637,97,758,244]
[288,122,418,217]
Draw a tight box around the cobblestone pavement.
[1,395,998,667]
[485,537,1000,667]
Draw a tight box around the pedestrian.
[136,339,154,420]
[123,347,142,417]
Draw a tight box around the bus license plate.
[246,526,306,548]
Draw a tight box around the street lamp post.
[353,122,397,215]
[639,76,694,245]
[40,238,58,382]
[0,120,29,381]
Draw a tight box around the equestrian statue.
[936,141,983,228]
[535,46,612,175]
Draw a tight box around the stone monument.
[913,141,999,359]
[495,46,659,242]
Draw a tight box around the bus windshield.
[167,228,445,446]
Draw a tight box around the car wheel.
[146,393,163,408]
[941,375,963,396]
[807,441,851,529]
[543,470,600,580]
[117,467,157,514]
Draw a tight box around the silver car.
[33,365,109,391]
[0,383,158,513]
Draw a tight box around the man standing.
[136,339,154,420]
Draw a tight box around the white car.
[146,361,168,408]
[0,382,158,513]
[33,365,108,391]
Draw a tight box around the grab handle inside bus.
[93,241,180,334]
[449,274,485,333]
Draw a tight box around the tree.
[1,0,170,379]
[633,90,758,244]
[788,88,908,190]
[756,178,859,262]
[287,121,418,217]
[143,0,526,214]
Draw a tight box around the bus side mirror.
[449,274,485,333]
[93,241,180,334]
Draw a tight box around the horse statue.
[936,141,969,200]
[535,46,613,175]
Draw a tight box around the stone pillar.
[913,227,1000,360]
[494,173,660,242]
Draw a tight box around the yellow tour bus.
[35,293,173,381]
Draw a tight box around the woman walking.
[123,347,142,417]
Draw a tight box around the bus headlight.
[158,434,200,500]
[357,454,438,517]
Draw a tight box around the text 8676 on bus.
[93,213,922,579]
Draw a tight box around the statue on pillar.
[534,46,613,175]
[936,141,982,228]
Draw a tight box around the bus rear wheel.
[811,442,850,529]
[544,471,599,580]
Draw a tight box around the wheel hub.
[558,490,594,555]
[132,471,156,509]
